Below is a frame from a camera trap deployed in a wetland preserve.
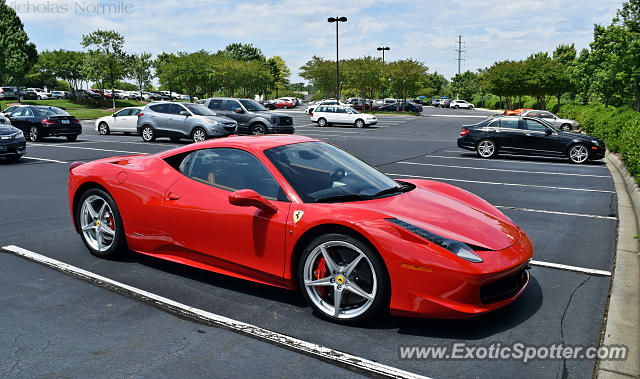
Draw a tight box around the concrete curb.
[598,151,640,379]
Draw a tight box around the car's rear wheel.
[469,105,474,110]
[560,124,572,132]
[354,119,365,128]
[298,233,389,324]
[477,139,497,158]
[141,125,155,142]
[192,127,207,143]
[454,105,459,109]
[66,135,78,142]
[98,122,110,135]
[28,126,40,142]
[568,144,589,164]
[317,118,327,127]
[251,124,267,135]
[77,188,127,259]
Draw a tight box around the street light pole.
[377,46,390,98]
[328,16,347,100]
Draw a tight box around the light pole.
[376,46,390,63]
[328,16,347,100]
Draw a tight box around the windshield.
[537,118,560,132]
[35,107,69,116]
[239,99,267,111]
[184,103,216,116]
[264,142,409,203]
[348,108,360,114]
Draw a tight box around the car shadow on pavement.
[455,152,607,166]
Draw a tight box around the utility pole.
[328,17,347,100]
[455,35,465,75]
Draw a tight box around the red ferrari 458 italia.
[68,135,532,324]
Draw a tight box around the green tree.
[450,70,479,101]
[386,59,428,110]
[342,56,384,107]
[39,50,87,100]
[300,56,337,99]
[614,0,640,110]
[222,43,265,62]
[129,52,154,96]
[587,24,628,107]
[266,56,290,98]
[0,1,38,101]
[81,30,130,108]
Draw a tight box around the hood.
[253,111,289,118]
[558,130,594,141]
[198,115,237,124]
[0,124,19,135]
[358,186,520,251]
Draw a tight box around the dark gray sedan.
[0,116,26,161]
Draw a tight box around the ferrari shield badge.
[293,210,304,223]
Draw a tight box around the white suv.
[450,100,474,109]
[310,105,377,128]
[27,88,51,100]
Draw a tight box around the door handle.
[167,192,180,200]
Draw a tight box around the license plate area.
[62,120,70,124]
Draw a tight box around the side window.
[129,108,141,116]
[224,101,241,111]
[336,107,347,113]
[23,108,34,117]
[316,106,325,112]
[208,99,223,110]
[488,119,500,128]
[168,104,186,115]
[500,118,519,130]
[149,104,169,113]
[183,148,287,201]
[10,108,24,117]
[525,119,547,132]
[539,112,554,119]
[114,109,129,117]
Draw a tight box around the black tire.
[28,126,40,142]
[191,127,207,143]
[141,125,155,142]
[354,119,365,128]
[568,143,589,164]
[250,124,267,135]
[317,118,327,127]
[76,188,128,259]
[297,233,390,325]
[560,124,572,132]
[476,138,497,158]
[37,96,42,100]
[66,135,78,142]
[98,122,110,135]
[454,105,459,109]
[469,105,474,110]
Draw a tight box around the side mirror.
[545,128,553,136]
[228,189,277,213]
[234,108,244,114]
[112,114,117,117]
[180,111,189,116]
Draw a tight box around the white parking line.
[426,114,489,118]
[395,161,610,178]
[21,156,68,164]
[496,205,617,220]
[418,154,609,169]
[81,139,181,147]
[28,144,145,155]
[530,259,611,277]
[1,245,427,379]
[386,173,616,193]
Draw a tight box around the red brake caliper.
[314,257,328,297]
[106,212,115,230]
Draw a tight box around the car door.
[147,103,170,133]
[167,103,189,137]
[110,109,129,132]
[8,107,27,132]
[490,117,525,152]
[221,100,245,126]
[162,147,291,277]
[522,118,565,156]
[125,108,141,131]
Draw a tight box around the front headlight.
[267,116,278,124]
[386,218,483,263]
[206,119,221,125]
[591,140,601,146]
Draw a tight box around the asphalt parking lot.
[0,106,617,378]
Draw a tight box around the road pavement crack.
[558,275,591,379]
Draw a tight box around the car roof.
[156,135,319,159]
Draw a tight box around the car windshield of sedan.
[264,141,412,203]
[183,103,216,116]
[239,99,267,112]
[35,107,69,116]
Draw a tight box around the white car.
[450,100,474,109]
[310,105,377,128]
[305,100,350,114]
[27,88,51,100]
[95,107,143,135]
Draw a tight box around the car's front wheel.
[141,125,155,142]
[98,122,109,135]
[251,124,267,135]
[477,139,497,158]
[77,188,127,259]
[298,233,389,324]
[28,126,40,142]
[568,144,589,164]
[354,119,365,128]
[560,124,572,132]
[469,105,474,110]
[192,127,207,143]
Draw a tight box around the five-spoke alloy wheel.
[77,188,126,258]
[568,144,589,164]
[477,139,497,158]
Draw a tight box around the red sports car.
[68,135,532,324]
[274,99,293,109]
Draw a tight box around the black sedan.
[379,101,423,112]
[9,106,82,142]
[457,116,605,164]
[0,116,26,161]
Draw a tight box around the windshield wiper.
[314,194,374,203]
[372,184,410,198]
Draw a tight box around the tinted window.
[168,103,186,115]
[23,108,34,117]
[183,103,215,116]
[224,100,241,111]
[525,119,547,132]
[149,103,169,113]
[539,112,554,119]
[208,99,223,110]
[500,118,519,129]
[239,99,267,111]
[181,148,287,201]
[114,109,129,117]
[316,106,326,112]
[336,107,347,113]
[129,108,142,116]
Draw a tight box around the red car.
[68,135,532,324]
[274,99,293,109]
[90,89,113,99]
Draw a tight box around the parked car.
[441,99,451,108]
[202,98,294,135]
[503,108,532,116]
[260,100,277,110]
[274,99,293,109]
[8,105,81,142]
[0,87,18,100]
[379,101,423,112]
[280,97,298,106]
[305,100,349,114]
[137,101,238,143]
[148,91,169,101]
[26,88,51,100]
[21,90,38,100]
[90,89,113,99]
[95,107,143,135]
[2,105,26,117]
[76,89,102,99]
[516,110,580,131]
[50,90,70,99]
[432,99,441,107]
[310,105,377,128]
[0,115,26,161]
[457,115,604,164]
[125,91,142,100]
[450,100,474,109]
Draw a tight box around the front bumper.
[0,138,27,156]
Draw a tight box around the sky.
[8,0,625,83]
